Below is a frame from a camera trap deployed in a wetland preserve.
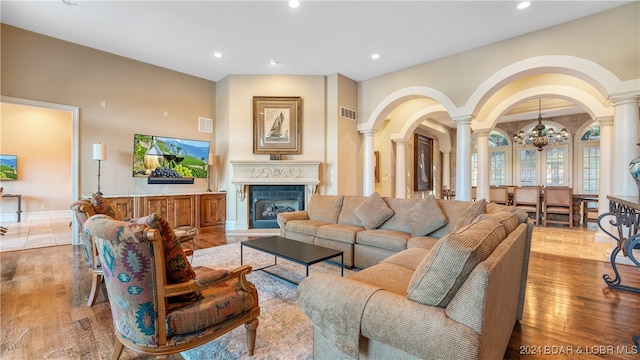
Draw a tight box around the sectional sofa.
[277,193,533,359]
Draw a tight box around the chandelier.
[512,99,570,151]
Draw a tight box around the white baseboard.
[0,210,70,223]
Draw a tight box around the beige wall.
[1,24,216,204]
[0,103,72,218]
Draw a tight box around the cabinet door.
[143,196,170,221]
[170,195,195,227]
[107,196,135,220]
[199,194,226,227]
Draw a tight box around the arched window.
[471,131,511,187]
[514,122,571,186]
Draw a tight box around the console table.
[2,193,22,222]
[598,195,640,348]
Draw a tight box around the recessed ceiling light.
[371,54,380,60]
[517,1,531,10]
[289,0,300,8]
[62,0,77,5]
[213,52,222,58]
[269,59,279,65]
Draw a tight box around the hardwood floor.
[1,225,639,359]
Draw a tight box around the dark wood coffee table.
[241,236,343,283]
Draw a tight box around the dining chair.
[543,187,573,228]
[85,213,260,359]
[489,186,509,205]
[471,186,477,201]
[513,186,541,225]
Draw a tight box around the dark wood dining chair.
[543,187,573,228]
[513,186,541,225]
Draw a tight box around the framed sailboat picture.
[253,96,302,154]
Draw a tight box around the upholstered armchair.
[85,213,260,359]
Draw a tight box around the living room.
[1,1,639,359]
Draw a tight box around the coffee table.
[241,236,343,283]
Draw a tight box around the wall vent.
[340,106,357,121]
[198,117,213,133]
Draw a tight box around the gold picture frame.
[414,133,433,191]
[253,96,302,154]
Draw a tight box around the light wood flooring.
[1,223,639,359]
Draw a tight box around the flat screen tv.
[132,134,209,179]
[0,154,18,180]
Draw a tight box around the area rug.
[181,242,357,360]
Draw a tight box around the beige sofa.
[296,206,532,359]
[277,193,490,268]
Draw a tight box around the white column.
[361,129,377,196]
[392,137,407,198]
[610,95,640,196]
[454,116,473,200]
[595,116,614,243]
[442,150,451,192]
[475,129,491,202]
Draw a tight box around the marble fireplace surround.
[230,160,320,230]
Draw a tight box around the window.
[471,153,478,187]
[519,149,537,186]
[471,131,511,186]
[514,122,571,186]
[577,123,600,194]
[546,148,565,186]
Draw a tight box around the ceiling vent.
[340,106,357,121]
[198,117,213,133]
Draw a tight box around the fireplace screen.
[249,185,305,228]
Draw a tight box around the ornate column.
[595,116,614,243]
[392,137,407,198]
[475,129,491,202]
[610,94,640,196]
[441,150,451,194]
[453,115,473,200]
[361,129,378,196]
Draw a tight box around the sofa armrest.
[277,210,309,228]
[297,273,381,358]
[360,290,480,359]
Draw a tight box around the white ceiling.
[1,0,631,83]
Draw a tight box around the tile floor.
[0,217,629,265]
[0,217,72,252]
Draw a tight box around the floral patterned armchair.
[85,213,260,359]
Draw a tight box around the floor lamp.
[206,153,214,192]
[93,143,107,195]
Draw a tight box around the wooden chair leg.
[111,339,124,360]
[245,318,259,356]
[87,273,103,307]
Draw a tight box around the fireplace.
[230,160,320,231]
[250,185,305,228]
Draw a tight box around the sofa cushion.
[286,219,330,236]
[348,262,414,296]
[428,199,483,238]
[452,198,487,232]
[355,192,394,230]
[316,224,364,244]
[407,219,507,307]
[337,195,367,226]
[474,211,520,234]
[91,194,123,220]
[487,203,529,223]
[308,195,344,224]
[378,197,419,233]
[407,236,440,250]
[356,229,410,252]
[382,247,431,271]
[405,195,447,237]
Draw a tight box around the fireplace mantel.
[230,160,320,201]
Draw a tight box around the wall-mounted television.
[0,154,18,180]
[132,134,209,180]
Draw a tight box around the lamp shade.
[93,143,107,161]
[208,153,214,165]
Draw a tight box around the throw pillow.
[452,198,487,232]
[90,194,123,220]
[307,195,344,224]
[130,213,196,285]
[355,192,394,230]
[405,195,448,237]
[406,218,507,307]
